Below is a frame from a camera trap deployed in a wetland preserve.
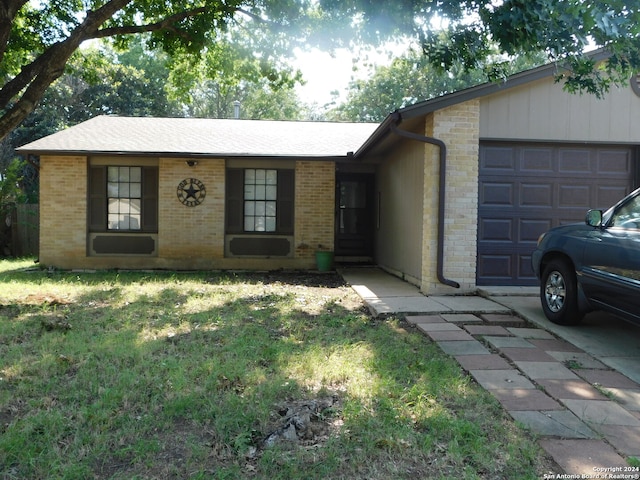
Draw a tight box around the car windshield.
[605,189,640,229]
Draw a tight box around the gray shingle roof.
[18,115,378,158]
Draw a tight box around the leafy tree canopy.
[1,0,640,141]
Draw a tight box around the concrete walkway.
[340,267,640,476]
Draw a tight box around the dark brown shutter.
[277,169,294,234]
[226,169,244,233]
[88,166,106,232]
[142,167,158,232]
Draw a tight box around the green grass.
[0,258,553,479]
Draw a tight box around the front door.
[335,174,374,258]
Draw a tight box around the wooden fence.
[11,204,39,257]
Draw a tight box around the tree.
[319,0,640,97]
[329,49,547,123]
[2,1,640,142]
[0,0,315,141]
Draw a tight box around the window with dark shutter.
[225,167,294,235]
[88,164,158,232]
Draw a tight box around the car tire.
[540,259,583,325]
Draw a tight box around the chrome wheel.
[544,271,566,313]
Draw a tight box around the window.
[89,164,158,233]
[108,166,142,230]
[244,169,277,232]
[226,168,294,235]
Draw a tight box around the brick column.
[422,100,480,294]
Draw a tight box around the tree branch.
[89,7,208,40]
[0,0,29,66]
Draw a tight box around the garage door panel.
[597,185,629,208]
[558,184,591,207]
[520,219,552,242]
[480,147,516,171]
[558,149,592,173]
[521,183,553,206]
[480,218,513,242]
[521,148,554,173]
[596,150,630,175]
[480,182,513,205]
[478,142,634,286]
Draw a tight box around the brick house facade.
[22,52,640,294]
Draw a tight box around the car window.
[611,195,640,229]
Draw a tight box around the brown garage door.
[477,142,635,286]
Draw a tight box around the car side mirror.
[585,209,603,227]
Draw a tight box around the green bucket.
[315,251,334,271]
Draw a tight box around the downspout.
[389,115,460,289]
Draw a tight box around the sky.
[292,42,410,106]
[292,47,366,106]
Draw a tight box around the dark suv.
[532,186,640,325]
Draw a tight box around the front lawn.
[0,259,555,479]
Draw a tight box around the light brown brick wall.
[156,158,225,267]
[294,160,335,260]
[39,156,336,270]
[422,100,480,294]
[39,155,88,267]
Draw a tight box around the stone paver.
[480,313,527,326]
[603,388,640,411]
[463,325,511,336]
[425,330,475,342]
[454,354,512,371]
[416,322,461,333]
[489,388,563,411]
[598,424,640,456]
[563,399,640,426]
[437,340,490,356]
[511,410,597,438]
[405,314,445,324]
[440,313,483,324]
[578,369,639,388]
[536,378,607,401]
[470,369,535,390]
[530,338,583,353]
[507,327,555,339]
[538,439,628,475]
[514,361,580,380]
[483,336,536,349]
[500,347,557,362]
[545,351,608,369]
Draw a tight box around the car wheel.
[540,259,583,325]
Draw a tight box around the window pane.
[118,168,130,182]
[119,184,130,198]
[266,185,277,200]
[130,199,141,215]
[266,217,276,232]
[108,167,119,182]
[255,201,266,216]
[255,185,266,200]
[256,169,266,183]
[108,198,119,214]
[266,201,276,216]
[244,201,255,216]
[108,214,119,229]
[130,183,141,198]
[130,167,141,182]
[129,214,141,230]
[108,182,119,197]
[266,170,277,185]
[244,185,255,200]
[245,169,255,183]
[254,217,265,231]
[244,217,255,231]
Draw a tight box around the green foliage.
[0,267,552,479]
[329,49,547,122]
[0,157,26,214]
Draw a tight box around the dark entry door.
[335,174,374,257]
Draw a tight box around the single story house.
[19,51,640,295]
